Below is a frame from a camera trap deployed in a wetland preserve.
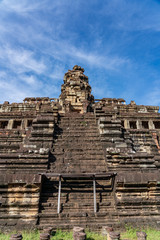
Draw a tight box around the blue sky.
[0,0,160,106]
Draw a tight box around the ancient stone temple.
[59,65,94,113]
[0,65,160,231]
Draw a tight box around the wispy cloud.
[0,76,35,103]
[0,0,49,13]
[101,0,160,32]
[0,46,46,74]
[0,69,60,103]
[64,47,129,70]
[0,0,159,105]
[92,86,113,99]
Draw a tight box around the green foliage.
[145,228,160,240]
[121,225,138,240]
[51,230,107,240]
[51,230,73,240]
[22,230,40,240]
[85,231,105,240]
[0,234,9,240]
[0,230,40,240]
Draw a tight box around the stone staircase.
[50,112,107,173]
[38,112,118,230]
[39,175,118,230]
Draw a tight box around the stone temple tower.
[59,65,94,113]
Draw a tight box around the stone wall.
[116,171,160,228]
[95,98,160,228]
[0,174,41,231]
[0,66,160,231]
[0,97,59,231]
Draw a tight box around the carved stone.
[59,65,94,113]
[101,226,113,240]
[0,66,160,231]
[40,233,50,240]
[10,234,23,240]
[108,232,120,240]
[136,231,147,240]
[73,226,86,240]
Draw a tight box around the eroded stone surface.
[0,66,160,231]
[59,65,94,113]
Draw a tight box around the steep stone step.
[38,112,117,229]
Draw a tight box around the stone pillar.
[101,226,113,240]
[124,119,129,129]
[10,234,23,240]
[136,231,147,240]
[108,231,120,240]
[137,120,142,129]
[40,233,50,240]
[149,120,155,129]
[7,119,14,129]
[43,227,53,236]
[23,119,28,129]
[73,227,86,240]
[75,232,86,240]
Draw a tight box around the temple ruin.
[0,65,160,231]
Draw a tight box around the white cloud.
[0,47,46,74]
[99,0,160,32]
[0,0,158,105]
[0,0,129,74]
[0,0,46,13]
[49,65,66,81]
[21,74,42,87]
[44,40,129,71]
[92,86,113,99]
[66,47,128,70]
[0,70,60,103]
[0,79,31,103]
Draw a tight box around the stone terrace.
[0,66,160,231]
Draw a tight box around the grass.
[0,230,105,240]
[0,231,40,240]
[121,226,160,240]
[0,227,160,240]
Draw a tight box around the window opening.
[13,120,21,129]
[154,121,160,129]
[27,120,33,127]
[142,121,149,129]
[130,121,136,129]
[0,121,8,129]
